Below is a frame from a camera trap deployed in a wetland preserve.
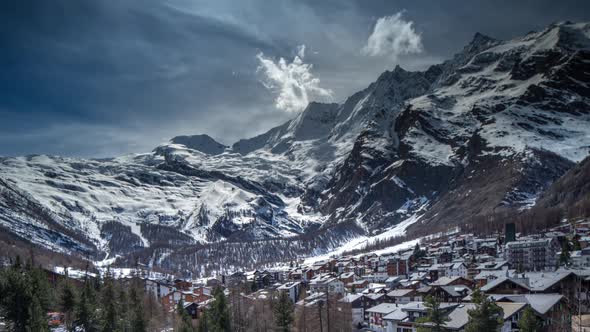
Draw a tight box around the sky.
[1,0,590,157]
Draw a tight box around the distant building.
[366,303,400,332]
[309,276,344,295]
[224,271,246,287]
[447,262,468,278]
[572,248,590,269]
[145,279,174,298]
[505,223,516,243]
[505,238,559,271]
[277,282,301,302]
[339,294,364,326]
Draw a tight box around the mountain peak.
[375,65,411,83]
[544,21,590,51]
[169,134,228,155]
[393,64,407,73]
[467,32,499,50]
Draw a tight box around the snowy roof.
[339,294,363,303]
[544,231,565,238]
[496,302,527,319]
[480,277,529,292]
[474,269,513,280]
[491,294,563,315]
[385,276,403,283]
[296,292,326,307]
[439,285,471,297]
[417,286,432,293]
[409,272,428,281]
[476,270,573,293]
[428,263,454,271]
[451,262,466,269]
[363,293,385,301]
[430,276,462,286]
[525,271,573,291]
[442,304,476,330]
[277,282,300,290]
[475,260,509,270]
[387,289,414,297]
[183,301,198,308]
[366,303,400,314]
[506,238,554,248]
[383,306,409,321]
[402,302,457,313]
[367,283,387,289]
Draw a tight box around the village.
[119,219,590,331]
[3,219,590,331]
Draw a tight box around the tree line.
[177,285,295,332]
[0,256,167,332]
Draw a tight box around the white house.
[277,281,301,302]
[145,279,174,298]
[366,303,401,332]
[309,276,345,295]
[448,262,468,278]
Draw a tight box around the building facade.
[505,239,558,271]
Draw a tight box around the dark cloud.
[1,0,589,157]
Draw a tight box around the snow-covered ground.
[304,213,422,264]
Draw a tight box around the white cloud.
[362,12,423,60]
[256,45,333,113]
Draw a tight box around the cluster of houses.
[140,220,590,331]
[144,277,221,318]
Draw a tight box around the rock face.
[168,135,228,155]
[1,22,590,266]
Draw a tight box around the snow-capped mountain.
[1,21,589,269]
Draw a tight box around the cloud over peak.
[256,45,333,113]
[362,12,423,60]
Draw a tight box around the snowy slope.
[0,153,318,258]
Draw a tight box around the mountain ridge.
[1,21,590,272]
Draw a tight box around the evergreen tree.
[274,292,294,332]
[129,285,147,332]
[518,306,541,332]
[59,273,79,332]
[29,265,53,310]
[94,272,103,293]
[416,295,450,332]
[76,276,99,332]
[465,289,503,332]
[26,295,49,332]
[177,299,194,332]
[197,311,209,332]
[118,288,130,331]
[0,267,29,331]
[207,287,231,332]
[251,281,258,293]
[560,241,571,266]
[100,270,120,332]
[413,243,426,259]
[0,261,51,332]
[14,255,22,269]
